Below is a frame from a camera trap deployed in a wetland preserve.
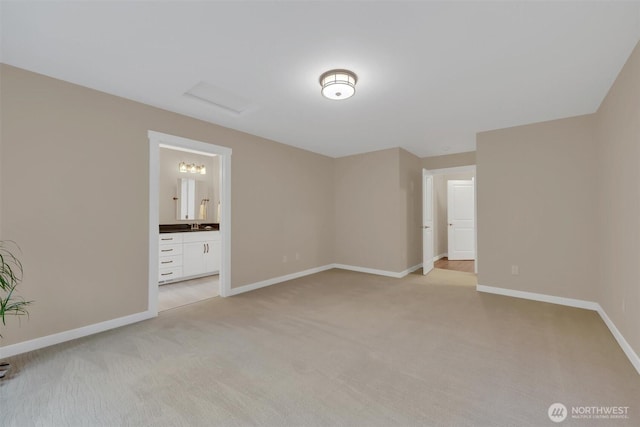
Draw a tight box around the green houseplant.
[0,240,32,378]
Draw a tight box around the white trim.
[333,264,403,278]
[428,165,476,175]
[403,263,423,276]
[148,131,232,306]
[473,176,478,274]
[434,253,447,262]
[0,310,154,359]
[476,284,598,310]
[596,306,640,375]
[228,263,424,296]
[227,265,334,296]
[148,138,160,315]
[476,284,640,375]
[149,130,232,156]
[218,149,232,297]
[333,263,422,279]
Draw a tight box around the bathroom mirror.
[177,178,210,220]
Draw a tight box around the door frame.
[148,131,232,316]
[427,165,477,274]
[422,169,434,275]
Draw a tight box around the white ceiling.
[2,1,639,158]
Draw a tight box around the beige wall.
[476,115,599,301]
[433,172,475,258]
[477,41,640,359]
[231,131,335,284]
[399,148,423,270]
[0,67,3,233]
[423,151,475,170]
[0,65,335,346]
[334,148,422,273]
[334,148,404,272]
[158,148,220,224]
[595,41,640,355]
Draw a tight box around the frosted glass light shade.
[320,69,357,100]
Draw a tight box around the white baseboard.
[333,263,422,279]
[228,263,425,297]
[403,263,424,276]
[434,253,447,262]
[227,265,334,296]
[476,284,640,375]
[0,310,155,359]
[596,305,640,375]
[476,284,598,310]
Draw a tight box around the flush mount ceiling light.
[319,69,357,100]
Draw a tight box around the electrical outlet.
[511,265,519,275]
[283,255,288,263]
[622,300,626,314]
[295,252,300,260]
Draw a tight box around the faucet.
[191,223,199,230]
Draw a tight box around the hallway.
[434,257,475,273]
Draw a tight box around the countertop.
[159,223,220,233]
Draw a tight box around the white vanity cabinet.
[158,231,220,284]
[182,231,220,278]
[158,234,183,283]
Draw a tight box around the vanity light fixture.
[319,69,357,100]
[178,162,206,175]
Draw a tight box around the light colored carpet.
[1,268,638,426]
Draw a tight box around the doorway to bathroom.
[157,146,220,311]
[148,131,232,315]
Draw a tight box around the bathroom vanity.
[158,224,220,284]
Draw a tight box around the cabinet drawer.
[183,231,219,243]
[159,244,182,256]
[159,266,183,282]
[159,234,184,245]
[159,255,182,268]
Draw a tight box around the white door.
[422,169,434,275]
[447,180,475,260]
